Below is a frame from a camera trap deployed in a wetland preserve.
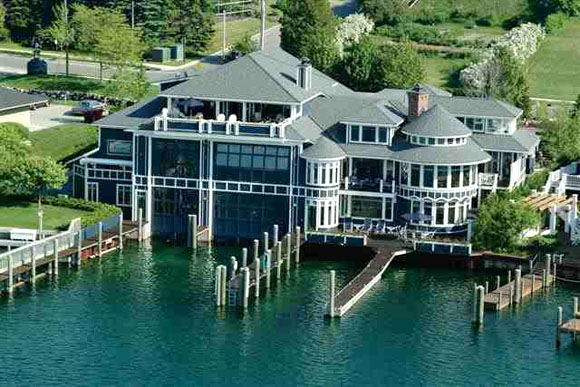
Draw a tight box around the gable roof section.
[432,96,523,118]
[471,130,540,153]
[161,48,352,104]
[0,87,48,112]
[94,96,165,129]
[402,104,471,138]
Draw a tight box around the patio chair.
[363,218,372,233]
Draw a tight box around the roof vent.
[297,58,312,90]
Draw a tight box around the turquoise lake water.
[1,243,579,386]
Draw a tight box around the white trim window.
[107,140,132,156]
[116,184,132,207]
[87,182,99,202]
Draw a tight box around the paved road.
[0,25,282,83]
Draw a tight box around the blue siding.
[93,128,133,160]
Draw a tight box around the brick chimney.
[407,84,429,119]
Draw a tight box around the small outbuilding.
[0,87,49,127]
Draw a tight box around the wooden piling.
[263,232,269,253]
[295,226,301,264]
[485,281,489,295]
[118,213,123,250]
[286,233,291,273]
[253,239,259,264]
[557,306,563,348]
[98,222,103,258]
[496,276,500,290]
[7,255,13,294]
[329,270,336,318]
[276,241,282,279]
[30,247,36,284]
[241,248,248,268]
[476,285,485,326]
[220,266,227,306]
[266,250,271,289]
[230,256,238,279]
[242,267,250,309]
[76,230,82,268]
[53,239,59,276]
[546,254,552,278]
[473,284,478,323]
[255,257,261,298]
[574,297,579,317]
[553,263,557,285]
[215,266,222,306]
[273,224,279,246]
[138,208,143,242]
[514,268,522,303]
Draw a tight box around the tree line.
[0,0,215,56]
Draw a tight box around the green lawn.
[204,16,278,55]
[30,124,98,163]
[0,199,90,230]
[0,75,160,100]
[529,19,580,101]
[422,53,474,89]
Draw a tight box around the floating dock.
[327,245,408,317]
[556,297,580,347]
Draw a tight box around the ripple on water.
[1,247,580,386]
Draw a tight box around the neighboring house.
[72,48,539,242]
[0,87,48,128]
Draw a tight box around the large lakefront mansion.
[73,47,539,242]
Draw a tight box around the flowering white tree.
[460,23,545,93]
[336,13,375,57]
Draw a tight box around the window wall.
[401,163,477,189]
[152,139,200,178]
[214,143,291,184]
[347,124,392,145]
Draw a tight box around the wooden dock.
[328,245,408,317]
[556,298,580,347]
[0,215,142,295]
[484,273,555,311]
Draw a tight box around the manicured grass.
[529,19,580,101]
[0,199,90,230]
[204,16,278,55]
[0,74,160,100]
[421,53,474,89]
[29,124,98,163]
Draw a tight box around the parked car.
[71,100,107,116]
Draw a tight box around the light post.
[38,207,44,240]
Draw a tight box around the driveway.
[29,104,84,131]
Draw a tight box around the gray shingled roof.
[0,88,48,112]
[432,96,523,118]
[286,116,323,141]
[472,130,539,153]
[402,105,471,138]
[94,97,164,129]
[339,136,490,165]
[301,136,346,160]
[308,95,403,131]
[161,48,352,104]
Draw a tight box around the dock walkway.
[1,216,142,294]
[484,273,555,310]
[329,244,408,317]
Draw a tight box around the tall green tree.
[166,0,215,55]
[41,1,75,76]
[137,0,167,44]
[473,193,539,253]
[336,36,379,91]
[376,40,424,89]
[0,2,9,41]
[280,0,338,72]
[361,0,408,25]
[539,108,580,164]
[4,0,32,41]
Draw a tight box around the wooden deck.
[329,245,408,317]
[560,319,580,334]
[484,274,554,310]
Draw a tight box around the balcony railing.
[153,115,290,139]
[479,173,498,188]
[342,176,395,193]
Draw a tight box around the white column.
[419,164,424,188]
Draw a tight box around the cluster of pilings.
[214,225,302,309]
[473,254,557,327]
[556,297,580,348]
